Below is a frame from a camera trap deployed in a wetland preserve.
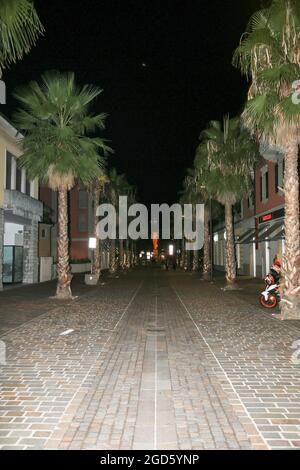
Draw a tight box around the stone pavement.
[0,275,101,336]
[0,268,300,450]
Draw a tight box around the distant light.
[89,237,97,249]
[214,233,219,242]
[147,252,151,260]
[141,62,147,68]
[169,244,174,256]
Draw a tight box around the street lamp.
[89,237,97,274]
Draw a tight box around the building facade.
[213,154,287,279]
[39,185,110,273]
[0,115,43,289]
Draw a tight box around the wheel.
[259,294,277,309]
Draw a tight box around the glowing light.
[89,237,97,249]
[169,244,174,256]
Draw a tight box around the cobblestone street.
[0,268,300,450]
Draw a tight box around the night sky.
[3,0,263,206]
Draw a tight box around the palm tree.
[200,116,259,289]
[178,194,190,271]
[180,171,202,273]
[193,149,214,280]
[90,172,109,280]
[233,0,300,317]
[120,179,133,270]
[126,185,137,268]
[14,71,108,299]
[0,0,44,76]
[182,163,222,279]
[106,168,129,274]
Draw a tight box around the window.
[260,175,263,202]
[26,179,31,196]
[78,213,88,232]
[5,152,12,189]
[79,191,88,209]
[275,164,279,193]
[275,159,284,193]
[260,167,269,201]
[41,229,47,239]
[265,171,269,199]
[16,167,22,192]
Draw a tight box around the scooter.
[259,273,281,309]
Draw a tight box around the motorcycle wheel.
[259,294,277,309]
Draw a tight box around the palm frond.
[0,0,44,74]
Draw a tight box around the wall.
[40,257,53,282]
[255,160,284,215]
[38,224,52,257]
[0,125,39,206]
[0,127,22,206]
[39,185,93,261]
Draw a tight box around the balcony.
[4,189,43,223]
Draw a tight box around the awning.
[258,221,283,242]
[236,221,284,245]
[236,228,255,244]
[270,224,284,241]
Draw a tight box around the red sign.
[261,213,273,222]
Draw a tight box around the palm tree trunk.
[203,204,211,280]
[184,245,189,271]
[281,141,300,319]
[110,239,117,274]
[119,239,124,269]
[192,251,198,271]
[180,239,185,268]
[131,240,136,266]
[224,201,237,289]
[56,188,73,299]
[125,239,130,268]
[94,187,101,280]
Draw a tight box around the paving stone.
[1,269,300,450]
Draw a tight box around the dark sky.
[3,0,263,206]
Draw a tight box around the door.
[2,246,24,283]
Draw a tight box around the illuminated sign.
[260,213,273,223]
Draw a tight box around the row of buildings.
[0,114,109,290]
[0,111,295,288]
[213,153,287,278]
